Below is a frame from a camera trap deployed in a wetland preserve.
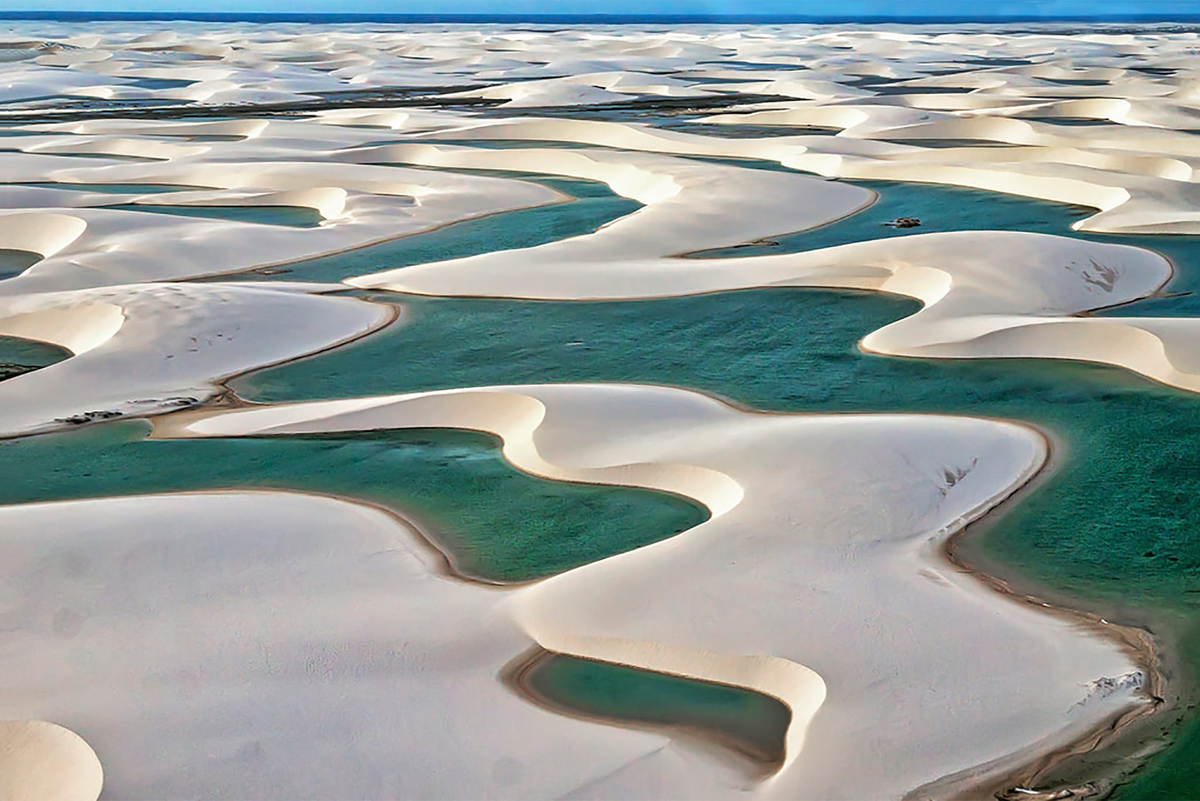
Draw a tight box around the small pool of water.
[0,249,41,280]
[12,156,1200,790]
[519,651,791,768]
[229,189,1200,795]
[123,77,195,90]
[237,284,1200,792]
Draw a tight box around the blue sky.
[6,0,1200,16]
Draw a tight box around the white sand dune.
[0,492,678,800]
[0,283,387,436]
[151,383,1141,799]
[0,20,1196,799]
[0,385,1139,799]
[0,212,87,263]
[336,142,874,259]
[382,113,1200,234]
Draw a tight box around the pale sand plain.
[0,20,1198,799]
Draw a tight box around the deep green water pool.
[522,652,791,767]
[689,163,1200,321]
[235,286,1200,790]
[233,286,1200,604]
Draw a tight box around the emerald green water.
[0,334,70,380]
[694,177,1093,256]
[699,170,1200,321]
[232,172,639,283]
[0,421,705,583]
[522,653,791,766]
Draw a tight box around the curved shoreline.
[670,184,882,260]
[6,24,1200,800]
[500,645,789,781]
[931,424,1169,798]
[4,110,1190,801]
[0,271,1160,796]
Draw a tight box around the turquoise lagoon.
[0,249,41,279]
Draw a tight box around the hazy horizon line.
[4,10,1200,24]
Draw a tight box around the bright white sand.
[334,142,875,259]
[0,21,1193,799]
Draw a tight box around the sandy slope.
[0,154,561,291]
[0,282,389,436]
[0,492,681,799]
